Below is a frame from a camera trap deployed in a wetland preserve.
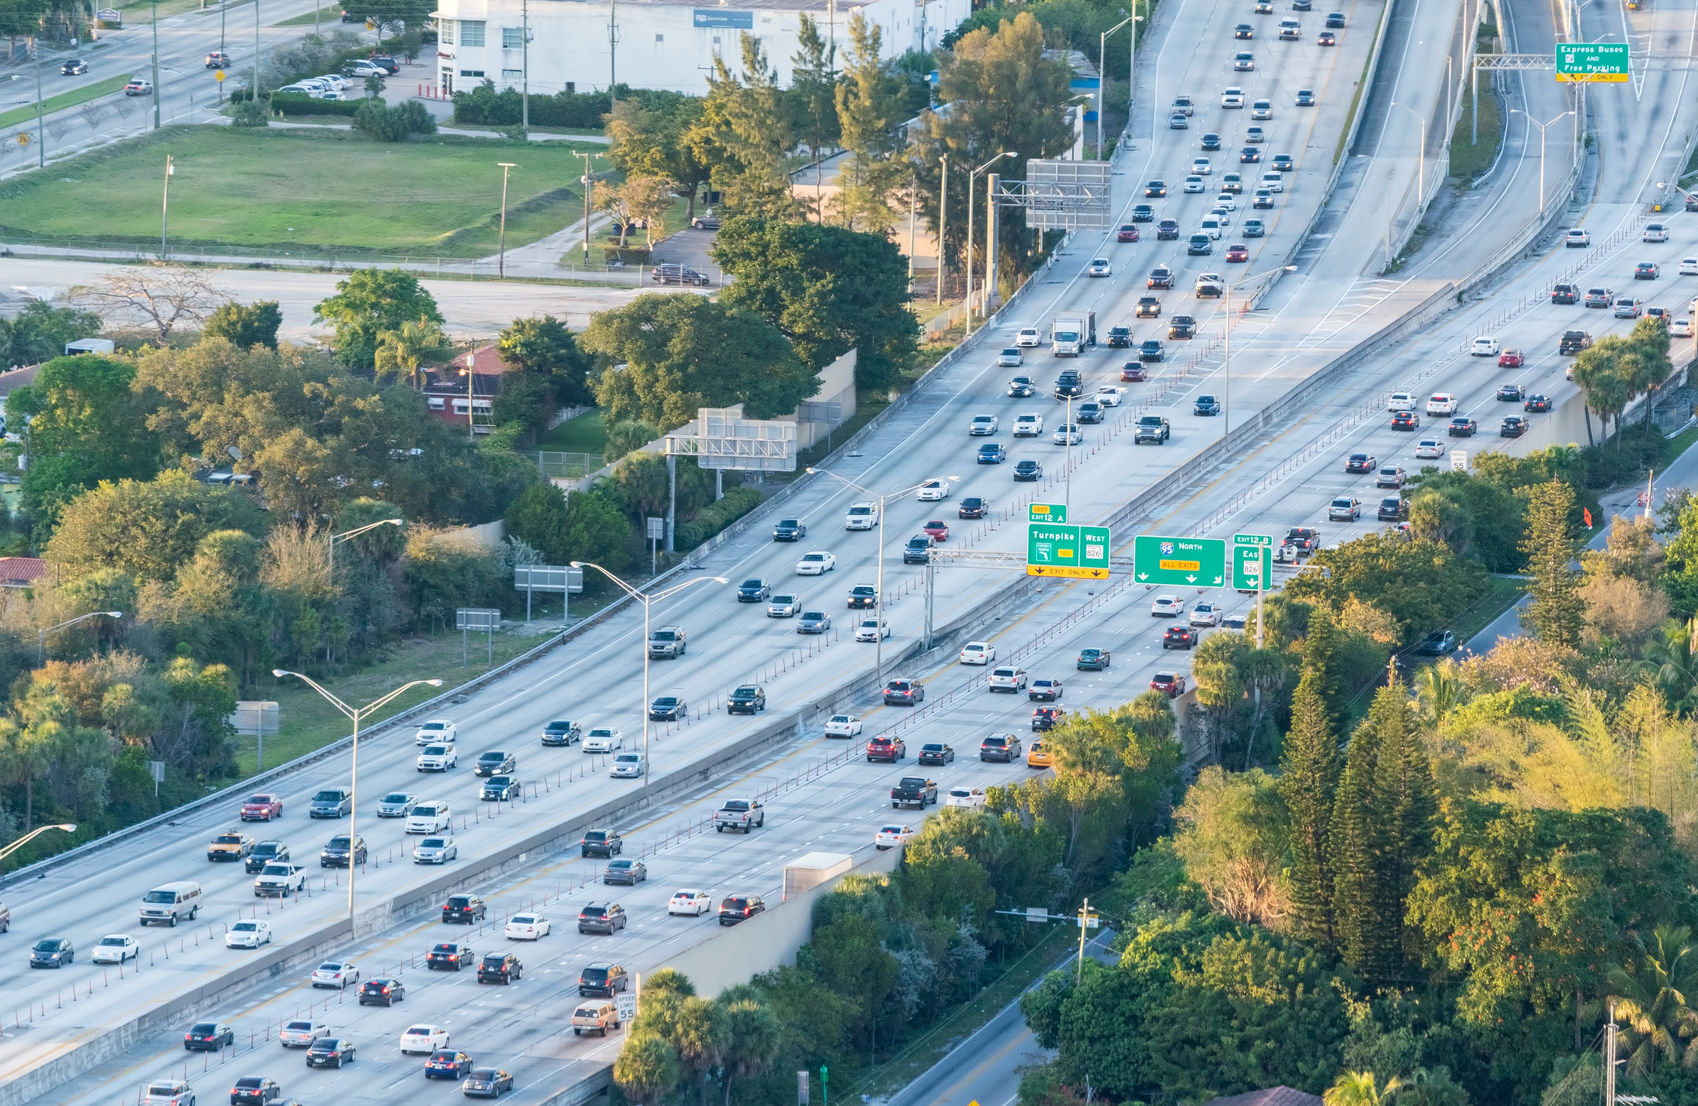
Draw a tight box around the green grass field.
[0,126,607,256]
[0,75,132,131]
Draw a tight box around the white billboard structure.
[661,406,798,554]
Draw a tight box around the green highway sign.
[1232,544,1270,591]
[1235,533,1273,547]
[1556,43,1628,82]
[1133,535,1226,586]
[1029,502,1068,523]
[1027,522,1111,579]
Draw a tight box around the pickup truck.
[890,777,938,809]
[713,799,765,833]
[1559,330,1592,355]
[1135,416,1171,444]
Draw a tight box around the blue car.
[977,443,1007,464]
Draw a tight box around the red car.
[1150,672,1188,697]
[1497,349,1524,368]
[1163,626,1197,649]
[922,520,950,542]
[1225,243,1249,262]
[1121,363,1147,382]
[240,793,283,822]
[865,736,906,763]
[1390,411,1419,431]
[1117,223,1140,242]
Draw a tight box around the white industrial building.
[430,0,967,98]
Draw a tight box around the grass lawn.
[0,126,609,257]
[0,75,132,132]
[276,3,346,26]
[534,410,608,454]
[1449,72,1503,182]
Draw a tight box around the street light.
[570,563,725,784]
[272,671,442,929]
[1097,12,1141,160]
[328,518,403,581]
[38,611,122,665]
[1508,108,1576,212]
[966,152,1014,330]
[496,162,517,279]
[1390,102,1427,209]
[0,823,76,866]
[1222,264,1297,438]
[150,0,161,130]
[936,155,948,306]
[805,469,958,681]
[161,154,174,261]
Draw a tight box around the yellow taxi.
[1026,741,1054,769]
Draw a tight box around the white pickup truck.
[713,799,766,833]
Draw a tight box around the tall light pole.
[32,46,44,168]
[328,518,403,581]
[1390,102,1427,209]
[253,0,261,116]
[150,0,161,129]
[579,152,594,265]
[0,823,76,865]
[161,154,174,261]
[1222,265,1296,439]
[805,469,956,681]
[965,152,1013,329]
[496,161,517,278]
[521,0,531,130]
[570,563,724,784]
[1508,108,1575,212]
[272,672,442,929]
[936,155,948,306]
[38,611,122,665]
[1097,14,1138,160]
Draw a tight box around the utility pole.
[608,0,619,112]
[32,45,44,168]
[151,0,161,129]
[254,0,261,122]
[1604,1005,1616,1106]
[496,161,516,278]
[521,0,531,130]
[936,155,947,305]
[161,154,174,260]
[578,152,594,264]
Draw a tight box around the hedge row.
[450,80,678,129]
[675,487,763,550]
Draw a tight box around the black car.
[958,496,988,519]
[652,263,710,286]
[736,578,769,602]
[1496,383,1523,402]
[579,961,630,994]
[1378,496,1406,521]
[1240,147,1261,163]
[1156,219,1181,240]
[306,1037,356,1068]
[1525,394,1551,412]
[1194,394,1220,416]
[540,719,581,746]
[358,978,404,1006]
[1131,203,1155,221]
[1107,326,1132,348]
[1147,266,1174,289]
[903,535,933,563]
[319,833,366,868]
[1031,707,1067,732]
[727,685,767,714]
[478,953,522,984]
[1168,315,1195,340]
[442,895,487,924]
[427,942,475,970]
[1013,460,1043,482]
[184,1021,235,1051]
[474,750,515,777]
[61,59,89,75]
[580,829,622,857]
[577,903,628,935]
[30,937,73,968]
[1201,131,1222,151]
[1139,339,1165,362]
[1007,376,1036,398]
[1345,452,1376,474]
[1136,295,1162,318]
[1448,417,1478,437]
[917,742,955,766]
[648,695,687,721]
[229,1077,282,1105]
[1145,179,1168,197]
[1500,416,1527,438]
[245,841,289,873]
[719,894,767,926]
[480,775,520,802]
[1325,10,1345,25]
[772,518,806,541]
[463,1069,515,1098]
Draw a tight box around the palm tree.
[1411,658,1468,729]
[1323,1071,1403,1106]
[1633,617,1698,715]
[1604,923,1698,1076]
[373,317,449,390]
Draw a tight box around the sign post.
[1555,43,1629,82]
[1232,534,1273,646]
[1132,535,1226,586]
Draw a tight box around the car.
[883,678,925,706]
[225,921,272,949]
[400,1024,452,1054]
[969,414,999,435]
[1151,595,1185,617]
[848,584,878,609]
[1076,647,1111,670]
[1226,243,1250,263]
[376,791,417,817]
[184,1021,235,1052]
[727,684,767,714]
[917,478,951,501]
[1449,417,1478,437]
[1523,394,1551,413]
[1378,496,1406,521]
[1296,88,1316,106]
[577,901,629,934]
[1096,386,1124,407]
[1260,172,1284,191]
[347,60,390,78]
[959,495,989,519]
[207,831,255,862]
[1163,625,1198,649]
[1009,376,1038,401]
[311,960,358,987]
[1682,258,1698,276]
[1031,707,1068,732]
[1136,297,1162,319]
[997,347,1024,368]
[1087,257,1112,278]
[504,912,551,940]
[1131,203,1156,222]
[472,750,515,777]
[923,519,950,541]
[1235,21,1255,36]
[960,641,995,665]
[1566,228,1590,247]
[1013,460,1043,481]
[582,727,623,753]
[1015,327,1041,348]
[1222,87,1245,107]
[229,1077,281,1104]
[427,942,475,970]
[1584,287,1612,308]
[989,666,1028,692]
[1022,676,1063,703]
[1635,262,1660,280]
[1469,337,1499,357]
[918,742,956,766]
[443,894,487,923]
[604,858,648,885]
[1426,393,1457,415]
[772,518,807,542]
[416,743,456,771]
[413,836,457,864]
[1272,153,1294,172]
[1077,402,1104,424]
[1252,189,1275,210]
[796,550,836,575]
[1170,315,1197,339]
[1644,223,1669,243]
[719,894,767,926]
[1118,223,1140,242]
[1122,362,1147,382]
[305,1036,356,1068]
[609,752,645,778]
[1251,99,1273,119]
[1195,394,1220,416]
[1279,16,1301,36]
[976,442,1006,464]
[875,824,916,850]
[1326,9,1345,24]
[946,787,988,810]
[1189,234,1214,256]
[649,694,688,720]
[1052,424,1082,445]
[1184,176,1207,194]
[1376,466,1407,488]
[253,862,306,897]
[359,978,405,1006]
[426,1050,475,1080]
[981,733,1023,761]
[1108,325,1133,347]
[1174,95,1195,116]
[62,58,89,75]
[798,610,832,633]
[736,578,770,602]
[1027,740,1055,768]
[1146,179,1169,197]
[1345,452,1376,474]
[766,594,798,618]
[652,262,710,286]
[669,889,713,916]
[1415,438,1446,458]
[855,618,890,642]
[406,802,450,834]
[240,793,284,821]
[415,719,457,745]
[1673,318,1695,338]
[1156,219,1181,240]
[1647,307,1669,325]
[92,934,141,964]
[1136,414,1171,442]
[1190,603,1222,627]
[462,1069,515,1098]
[1147,266,1175,289]
[1150,672,1188,698]
[1196,273,1225,298]
[866,736,906,762]
[1328,496,1362,521]
[280,1020,329,1048]
[1318,30,1336,43]
[1243,218,1266,238]
[124,78,152,96]
[1551,283,1579,304]
[1418,630,1458,656]
[1201,132,1222,151]
[1500,416,1527,438]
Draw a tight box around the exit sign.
[1555,42,1629,82]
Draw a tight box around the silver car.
[413,836,458,864]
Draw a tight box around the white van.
[844,502,878,531]
[139,881,202,926]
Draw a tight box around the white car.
[1183,175,1206,194]
[669,889,713,916]
[583,728,624,753]
[1680,258,1698,276]
[310,960,359,989]
[1052,424,1082,446]
[875,824,915,849]
[505,913,552,940]
[959,641,996,665]
[998,348,1023,367]
[253,863,307,896]
[1469,337,1499,357]
[413,835,457,863]
[1096,386,1124,407]
[1190,603,1221,627]
[1673,318,1694,338]
[1013,414,1044,436]
[227,920,273,949]
[855,618,891,642]
[1426,393,1457,415]
[1388,391,1416,410]
[1015,327,1041,347]
[348,61,388,78]
[1415,439,1446,459]
[314,74,349,90]
[969,414,999,435]
[416,743,457,771]
[1087,257,1111,277]
[988,666,1029,691]
[824,714,864,737]
[91,934,140,964]
[1643,223,1668,243]
[1192,157,1212,175]
[1259,172,1284,192]
[610,753,644,778]
[916,479,951,501]
[1150,595,1186,617]
[795,550,836,575]
[945,787,988,810]
[415,719,456,746]
[399,1025,451,1054]
[1565,228,1590,247]
[1221,87,1245,107]
[405,802,451,834]
[1214,193,1236,211]
[280,1020,328,1048]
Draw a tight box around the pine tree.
[1280,669,1339,946]
[1522,479,1585,648]
[1329,695,1385,976]
[833,13,908,234]
[690,35,800,220]
[788,15,838,221]
[1301,605,1351,738]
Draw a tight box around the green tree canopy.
[313,269,444,371]
[201,300,283,350]
[0,300,103,369]
[45,470,268,584]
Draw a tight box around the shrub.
[352,98,437,141]
[674,486,763,550]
